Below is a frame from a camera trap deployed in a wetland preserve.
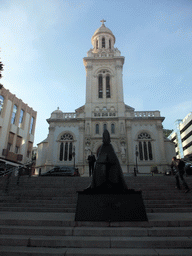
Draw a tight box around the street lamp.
[135,145,139,174]
[72,146,76,168]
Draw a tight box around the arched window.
[106,76,111,98]
[0,95,4,115]
[59,133,74,162]
[96,39,98,49]
[96,124,99,134]
[109,39,111,49]
[111,124,115,134]
[98,75,103,98]
[103,124,107,132]
[102,37,105,48]
[138,132,153,161]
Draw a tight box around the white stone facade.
[36,21,175,175]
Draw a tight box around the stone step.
[0,225,192,237]
[2,176,192,186]
[0,207,75,212]
[0,206,191,213]
[1,246,192,256]
[0,203,77,208]
[0,213,192,227]
[0,201,191,208]
[2,190,191,197]
[0,234,192,248]
[0,198,191,205]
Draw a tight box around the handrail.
[0,160,35,192]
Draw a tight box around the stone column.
[84,62,93,119]
[156,122,167,167]
[85,63,93,104]
[115,61,124,103]
[126,121,134,173]
[115,60,125,117]
[103,74,106,99]
[78,122,85,174]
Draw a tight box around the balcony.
[2,149,23,162]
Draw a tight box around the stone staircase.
[0,175,192,213]
[0,175,192,255]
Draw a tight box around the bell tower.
[83,20,125,118]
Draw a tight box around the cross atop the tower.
[100,19,106,25]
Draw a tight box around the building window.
[98,75,103,98]
[106,76,111,98]
[7,143,12,151]
[29,117,34,134]
[96,39,98,49]
[102,37,105,48]
[0,95,4,115]
[11,104,17,124]
[103,124,107,132]
[18,109,24,128]
[7,132,14,152]
[59,133,74,162]
[96,124,99,134]
[15,136,22,154]
[111,124,115,134]
[138,132,153,161]
[15,146,19,154]
[109,39,111,49]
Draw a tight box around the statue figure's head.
[103,129,111,145]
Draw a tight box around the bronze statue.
[76,130,148,222]
[88,129,128,192]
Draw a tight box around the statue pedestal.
[75,190,148,222]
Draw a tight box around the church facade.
[36,21,175,175]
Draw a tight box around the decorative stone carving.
[49,126,55,132]
[115,65,122,70]
[85,137,91,160]
[79,123,85,132]
[85,65,93,70]
[119,137,126,162]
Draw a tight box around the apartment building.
[0,87,37,167]
[168,112,192,159]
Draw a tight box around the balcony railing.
[134,111,160,118]
[51,112,77,119]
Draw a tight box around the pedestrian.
[87,152,96,177]
[171,157,190,193]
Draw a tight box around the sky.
[1,0,192,147]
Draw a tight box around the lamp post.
[72,146,76,168]
[135,145,139,174]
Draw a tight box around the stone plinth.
[75,190,148,222]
